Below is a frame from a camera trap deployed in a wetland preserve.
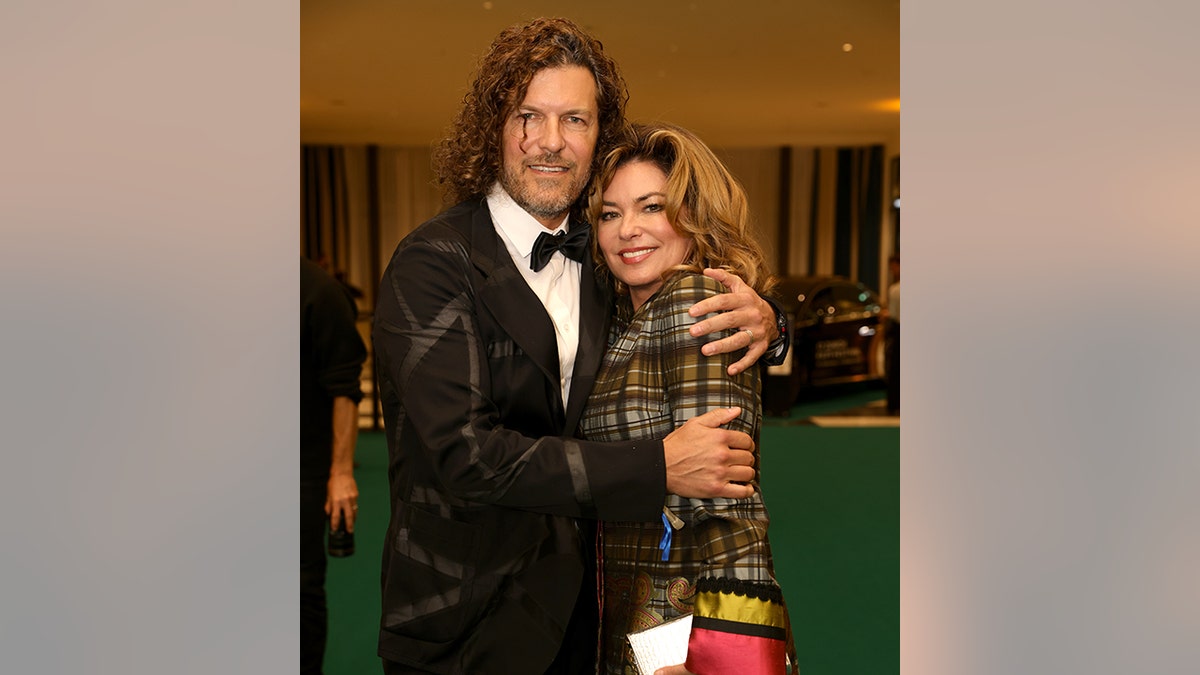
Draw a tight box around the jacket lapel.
[564,254,611,432]
[470,203,562,400]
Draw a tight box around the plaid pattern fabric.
[581,273,789,675]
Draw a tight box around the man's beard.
[500,155,590,221]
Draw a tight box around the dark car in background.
[762,275,887,415]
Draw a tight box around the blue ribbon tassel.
[659,512,673,561]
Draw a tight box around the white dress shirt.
[486,184,581,407]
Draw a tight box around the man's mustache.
[524,154,574,169]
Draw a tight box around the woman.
[582,122,795,675]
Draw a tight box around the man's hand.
[654,665,694,675]
[325,472,359,533]
[663,407,756,499]
[689,268,778,376]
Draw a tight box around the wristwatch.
[763,299,791,366]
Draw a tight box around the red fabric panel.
[685,626,786,675]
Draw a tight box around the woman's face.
[596,160,693,309]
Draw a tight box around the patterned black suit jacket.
[373,198,667,673]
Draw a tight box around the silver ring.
[743,328,754,343]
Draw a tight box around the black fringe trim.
[694,576,784,604]
[691,615,787,640]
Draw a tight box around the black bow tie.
[530,225,590,272]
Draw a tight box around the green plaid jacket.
[580,272,788,674]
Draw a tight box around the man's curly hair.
[433,17,629,208]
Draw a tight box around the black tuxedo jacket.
[373,199,666,673]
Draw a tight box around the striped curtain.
[720,144,889,294]
[301,146,353,273]
[791,144,886,293]
[302,144,889,295]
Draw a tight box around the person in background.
[300,256,367,675]
[315,254,365,300]
[885,254,900,415]
[582,121,795,675]
[371,17,789,675]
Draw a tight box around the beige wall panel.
[405,149,443,230]
[377,147,442,272]
[714,147,781,276]
[377,148,401,267]
[789,148,816,276]
[341,145,373,305]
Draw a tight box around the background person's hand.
[663,407,756,499]
[325,472,359,532]
[688,268,777,375]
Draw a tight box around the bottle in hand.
[328,520,355,557]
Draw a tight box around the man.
[300,256,367,675]
[372,17,787,674]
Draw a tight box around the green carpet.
[760,425,899,674]
[324,393,898,674]
[323,430,388,674]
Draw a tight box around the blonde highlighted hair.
[586,122,776,297]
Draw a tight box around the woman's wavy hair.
[586,122,777,298]
[433,17,629,207]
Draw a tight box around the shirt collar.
[486,182,570,259]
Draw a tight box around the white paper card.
[626,613,693,675]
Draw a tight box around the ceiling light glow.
[875,98,901,112]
